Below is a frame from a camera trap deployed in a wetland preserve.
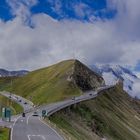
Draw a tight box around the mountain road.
[0,85,114,140]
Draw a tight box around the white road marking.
[11,116,21,140]
[27,135,46,140]
[39,118,64,140]
[27,114,32,125]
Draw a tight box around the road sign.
[42,110,47,117]
[1,107,11,122]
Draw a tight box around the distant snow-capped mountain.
[91,64,140,98]
[0,69,28,77]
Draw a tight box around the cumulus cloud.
[0,0,139,71]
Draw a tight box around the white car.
[32,111,39,116]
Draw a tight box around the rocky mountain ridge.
[0,69,28,77]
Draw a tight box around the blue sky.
[0,0,117,22]
[0,0,140,72]
[0,0,12,20]
[31,0,116,21]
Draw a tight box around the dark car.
[19,99,22,102]
[22,112,26,117]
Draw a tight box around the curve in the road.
[0,91,34,112]
[38,85,114,117]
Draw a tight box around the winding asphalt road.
[0,85,114,140]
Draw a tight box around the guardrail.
[47,94,97,116]
[45,85,115,117]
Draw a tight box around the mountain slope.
[91,64,140,98]
[6,59,104,105]
[49,85,140,140]
[0,77,19,91]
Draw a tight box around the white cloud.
[132,81,140,98]
[73,3,91,18]
[6,0,38,22]
[0,0,140,71]
[52,0,63,15]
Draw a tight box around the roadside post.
[2,107,6,121]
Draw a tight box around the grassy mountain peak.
[6,59,104,105]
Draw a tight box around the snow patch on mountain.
[0,69,28,77]
[91,64,140,98]
[102,72,117,85]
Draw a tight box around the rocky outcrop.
[116,79,124,89]
[68,60,105,91]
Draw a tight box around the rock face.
[116,79,124,89]
[68,60,105,91]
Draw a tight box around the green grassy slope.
[0,127,10,140]
[49,85,140,140]
[7,60,82,105]
[0,77,18,91]
[0,94,23,117]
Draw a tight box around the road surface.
[11,114,63,140]
[0,91,34,112]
